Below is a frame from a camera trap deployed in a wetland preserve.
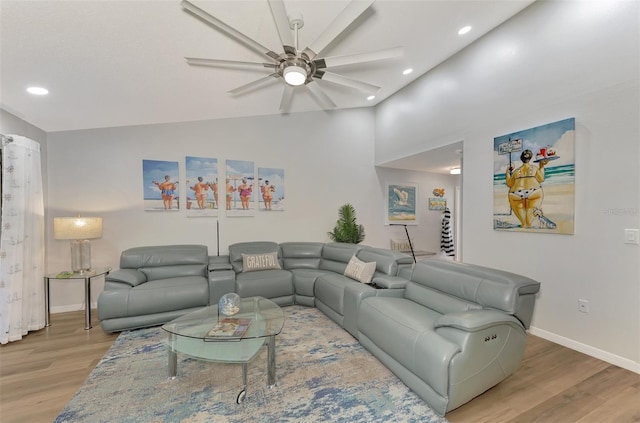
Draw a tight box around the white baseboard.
[529,326,640,374]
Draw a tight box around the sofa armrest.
[434,310,524,332]
[105,269,147,287]
[209,255,233,271]
[371,274,408,290]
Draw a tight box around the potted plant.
[328,203,365,244]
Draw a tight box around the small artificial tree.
[327,203,365,244]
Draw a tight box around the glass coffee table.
[161,296,285,403]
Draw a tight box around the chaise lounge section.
[358,259,540,415]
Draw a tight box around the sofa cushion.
[289,268,330,297]
[344,255,376,284]
[314,273,361,316]
[120,245,208,269]
[235,269,293,299]
[280,242,324,269]
[319,242,361,274]
[98,276,209,319]
[241,252,281,272]
[119,245,209,281]
[409,260,540,326]
[358,296,460,397]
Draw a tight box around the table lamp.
[54,216,103,273]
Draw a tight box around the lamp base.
[70,239,92,273]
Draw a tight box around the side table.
[44,267,111,330]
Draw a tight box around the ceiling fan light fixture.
[283,65,307,86]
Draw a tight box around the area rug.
[55,306,448,423]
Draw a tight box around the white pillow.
[241,252,281,272]
[344,255,376,284]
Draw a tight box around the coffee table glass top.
[162,296,285,365]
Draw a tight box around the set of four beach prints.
[142,158,284,217]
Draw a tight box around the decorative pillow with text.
[344,255,376,284]
[241,252,281,272]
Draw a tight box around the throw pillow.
[241,252,281,272]
[344,255,376,284]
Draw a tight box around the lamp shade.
[54,217,103,240]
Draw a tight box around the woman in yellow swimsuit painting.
[505,149,549,228]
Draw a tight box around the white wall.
[376,0,640,372]
[45,108,453,312]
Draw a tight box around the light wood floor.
[1,310,638,423]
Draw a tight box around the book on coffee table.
[205,318,251,340]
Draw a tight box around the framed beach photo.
[142,159,179,211]
[226,159,255,217]
[385,183,418,225]
[258,167,285,211]
[186,156,218,217]
[493,117,575,234]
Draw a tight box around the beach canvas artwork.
[185,156,218,217]
[493,117,575,234]
[142,159,179,211]
[258,167,285,211]
[226,159,255,217]
[386,183,418,225]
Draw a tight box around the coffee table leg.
[236,363,248,404]
[267,335,276,388]
[168,334,177,379]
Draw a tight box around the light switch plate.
[624,229,639,245]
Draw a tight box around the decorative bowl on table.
[218,293,241,316]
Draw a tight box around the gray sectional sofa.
[97,242,540,416]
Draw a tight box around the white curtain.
[0,135,45,344]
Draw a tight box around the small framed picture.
[428,198,446,211]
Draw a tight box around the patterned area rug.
[55,306,448,423]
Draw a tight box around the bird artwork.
[393,188,410,207]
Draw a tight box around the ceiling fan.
[181,0,403,112]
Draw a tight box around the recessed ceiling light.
[458,26,472,35]
[450,167,461,175]
[367,95,375,101]
[402,68,413,75]
[27,86,49,95]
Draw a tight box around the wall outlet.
[578,299,589,313]
[624,229,639,245]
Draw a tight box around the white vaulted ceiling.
[0,0,534,132]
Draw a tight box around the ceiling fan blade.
[185,57,276,70]
[315,71,380,95]
[268,0,295,54]
[279,84,294,112]
[315,47,403,69]
[306,81,337,109]
[304,0,374,59]
[181,0,281,61]
[228,74,280,96]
